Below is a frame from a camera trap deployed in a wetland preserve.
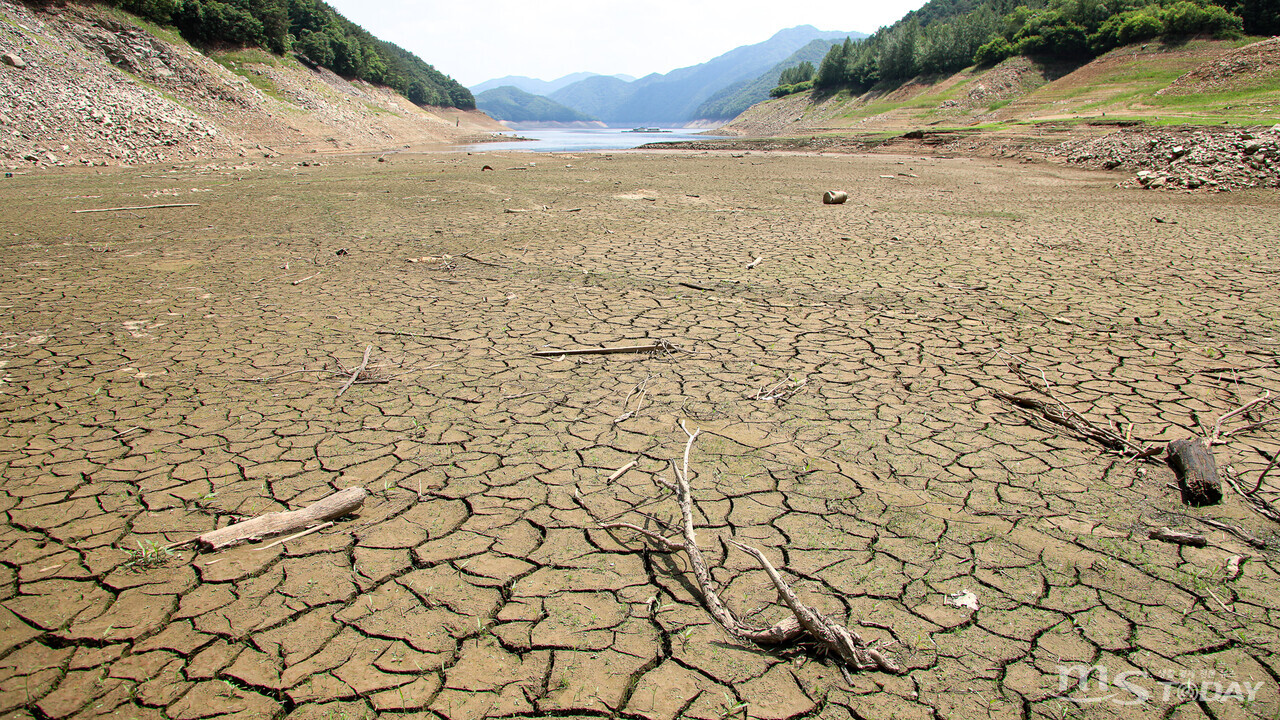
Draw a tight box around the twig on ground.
[1197,518,1266,549]
[337,345,373,398]
[375,330,461,341]
[460,252,507,268]
[606,460,637,483]
[1252,451,1277,494]
[1204,587,1243,617]
[614,377,651,423]
[1223,467,1280,523]
[255,521,334,551]
[532,339,682,357]
[291,273,318,286]
[746,256,764,269]
[1210,391,1275,445]
[751,377,808,403]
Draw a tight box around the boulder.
[1,52,25,68]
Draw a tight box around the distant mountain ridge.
[694,38,857,120]
[544,25,861,126]
[470,73,636,96]
[475,86,600,124]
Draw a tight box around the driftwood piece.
[600,422,900,678]
[1167,438,1222,506]
[73,203,199,213]
[1148,527,1208,547]
[531,339,680,357]
[196,487,368,550]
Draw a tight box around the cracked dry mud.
[0,151,1277,720]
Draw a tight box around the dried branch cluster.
[600,422,900,680]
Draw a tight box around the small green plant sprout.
[121,538,176,570]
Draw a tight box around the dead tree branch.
[1210,391,1275,445]
[992,351,1157,458]
[532,339,682,357]
[337,345,373,398]
[600,421,900,677]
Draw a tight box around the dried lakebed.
[0,151,1278,720]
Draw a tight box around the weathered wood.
[1167,437,1221,506]
[196,487,368,550]
[73,203,199,213]
[1149,527,1208,547]
[531,340,678,357]
[336,345,372,398]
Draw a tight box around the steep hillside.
[698,38,1280,191]
[475,86,601,125]
[549,25,857,126]
[0,0,501,168]
[719,38,1280,137]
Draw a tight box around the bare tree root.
[600,421,901,678]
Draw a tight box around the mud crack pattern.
[0,152,1277,719]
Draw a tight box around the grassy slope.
[722,37,1280,138]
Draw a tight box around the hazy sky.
[322,1,930,88]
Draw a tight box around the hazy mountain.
[471,73,634,96]
[543,75,637,122]
[475,86,599,123]
[548,25,859,126]
[694,37,858,120]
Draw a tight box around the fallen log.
[196,487,368,551]
[1167,438,1221,506]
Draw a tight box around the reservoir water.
[454,127,719,153]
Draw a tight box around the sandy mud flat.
[0,151,1277,719]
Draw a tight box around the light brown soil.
[0,150,1278,719]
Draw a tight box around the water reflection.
[454,128,722,153]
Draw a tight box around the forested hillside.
[30,0,474,108]
[813,0,1276,93]
[476,86,599,123]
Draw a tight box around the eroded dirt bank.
[0,0,501,169]
[0,152,1277,719]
